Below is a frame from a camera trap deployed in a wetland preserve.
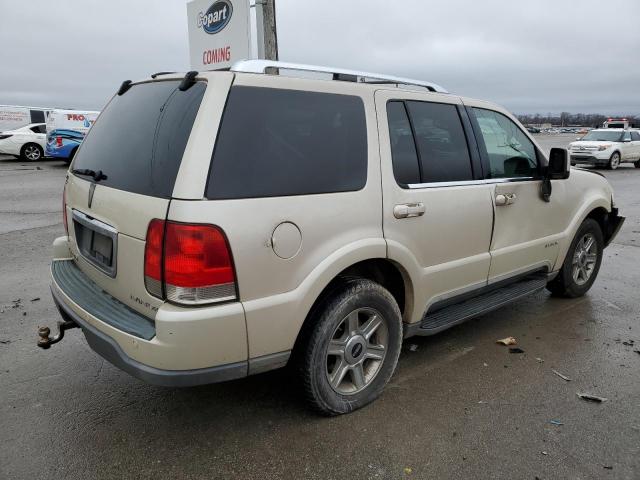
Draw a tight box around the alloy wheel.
[325,307,388,395]
[610,153,620,169]
[25,145,41,160]
[572,233,598,286]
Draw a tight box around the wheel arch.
[553,199,614,271]
[290,258,413,361]
[21,142,43,156]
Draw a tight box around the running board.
[405,273,548,338]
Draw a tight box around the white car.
[569,128,640,169]
[0,123,47,160]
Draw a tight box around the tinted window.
[387,101,420,185]
[622,131,631,141]
[406,101,473,183]
[207,87,367,199]
[472,108,538,179]
[631,131,640,141]
[30,110,45,124]
[73,80,205,198]
[30,125,45,134]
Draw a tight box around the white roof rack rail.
[230,60,448,94]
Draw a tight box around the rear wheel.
[298,279,402,415]
[21,143,43,161]
[547,218,604,298]
[607,152,621,170]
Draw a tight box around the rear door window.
[206,86,367,199]
[471,108,539,179]
[386,101,420,185]
[386,100,473,185]
[72,80,206,198]
[406,101,473,183]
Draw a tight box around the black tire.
[634,160,640,169]
[298,279,402,415]
[20,143,43,161]
[607,152,621,170]
[546,218,604,298]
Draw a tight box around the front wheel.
[299,279,402,415]
[21,143,43,161]
[607,152,621,170]
[547,218,604,298]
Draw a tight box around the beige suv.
[41,61,624,415]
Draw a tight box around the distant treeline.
[516,113,638,127]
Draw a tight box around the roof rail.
[230,60,448,94]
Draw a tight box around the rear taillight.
[62,185,68,235]
[144,220,237,305]
[56,136,63,147]
[144,219,164,298]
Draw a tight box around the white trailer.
[0,105,51,132]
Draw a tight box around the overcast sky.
[1,0,638,114]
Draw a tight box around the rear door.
[376,90,494,322]
[620,130,633,160]
[631,131,640,159]
[466,104,566,282]
[64,75,212,318]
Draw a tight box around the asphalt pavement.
[1,136,639,479]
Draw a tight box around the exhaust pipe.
[37,320,78,349]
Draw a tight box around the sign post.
[255,0,278,61]
[187,0,251,70]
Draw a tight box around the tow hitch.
[37,320,78,349]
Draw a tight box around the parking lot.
[1,134,639,479]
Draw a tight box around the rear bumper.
[51,286,247,387]
[50,248,289,386]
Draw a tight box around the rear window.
[206,86,367,199]
[72,80,206,198]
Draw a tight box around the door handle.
[394,202,425,219]
[495,193,517,206]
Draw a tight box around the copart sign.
[187,0,250,70]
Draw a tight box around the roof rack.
[230,60,448,94]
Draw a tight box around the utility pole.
[255,0,278,60]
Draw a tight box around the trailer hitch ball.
[37,320,78,349]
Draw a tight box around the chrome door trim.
[406,177,537,189]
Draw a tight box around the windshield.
[579,131,623,142]
[72,80,206,198]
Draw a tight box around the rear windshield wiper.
[72,168,107,182]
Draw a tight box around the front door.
[465,105,566,283]
[376,90,494,323]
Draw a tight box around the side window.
[472,108,539,179]
[406,101,473,183]
[30,126,40,133]
[387,101,420,185]
[631,131,640,141]
[207,87,367,199]
[622,131,631,142]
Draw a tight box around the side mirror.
[547,148,570,180]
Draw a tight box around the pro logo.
[197,0,233,34]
